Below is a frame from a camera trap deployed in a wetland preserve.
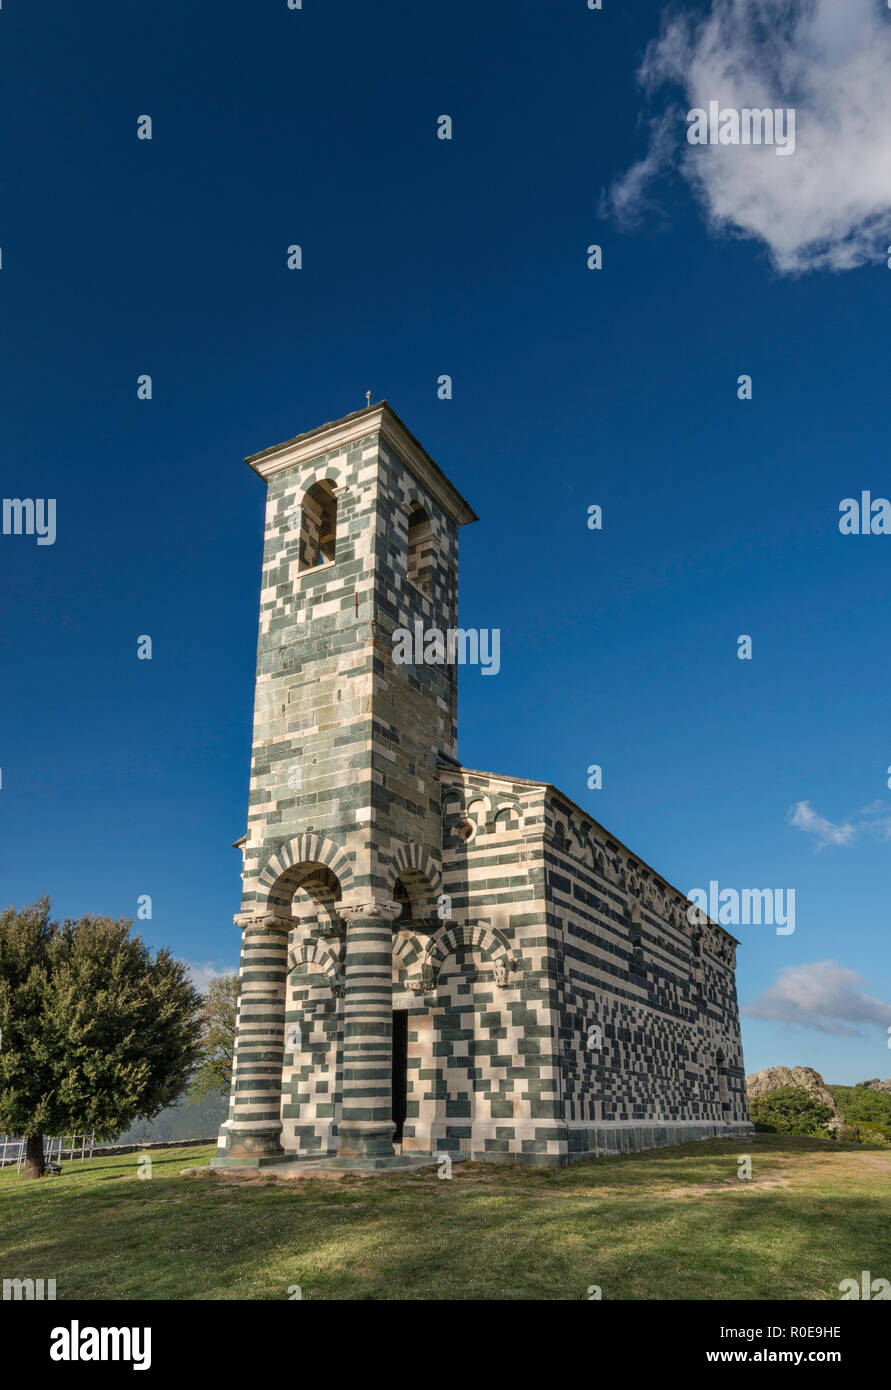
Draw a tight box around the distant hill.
[111,1092,227,1146]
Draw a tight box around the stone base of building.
[307,1152,438,1174]
[404,1117,755,1167]
[210,1153,296,1170]
[213,1118,754,1171]
[564,1119,755,1161]
[209,1152,439,1176]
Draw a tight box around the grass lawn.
[1,1135,888,1300]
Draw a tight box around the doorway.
[392,1009,408,1146]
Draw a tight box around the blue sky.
[1,0,890,1084]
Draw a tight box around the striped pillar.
[215,911,291,1162]
[335,901,400,1159]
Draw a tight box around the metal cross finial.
[366,391,372,407]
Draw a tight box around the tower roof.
[245,400,478,527]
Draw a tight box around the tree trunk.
[23,1134,45,1179]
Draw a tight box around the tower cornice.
[244,400,478,527]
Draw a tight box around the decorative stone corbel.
[493,955,520,987]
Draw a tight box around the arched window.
[716,1049,730,1114]
[393,876,414,924]
[407,503,433,595]
[298,480,337,572]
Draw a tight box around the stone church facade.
[213,402,752,1170]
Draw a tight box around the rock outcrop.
[746,1065,843,1126]
[858,1078,891,1094]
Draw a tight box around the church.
[213,401,753,1170]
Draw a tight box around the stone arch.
[260,834,354,902]
[466,796,490,828]
[569,821,588,855]
[392,928,426,985]
[417,920,517,990]
[287,936,344,996]
[492,802,520,833]
[385,843,442,920]
[609,859,627,891]
[406,501,435,596]
[285,865,345,935]
[400,484,427,514]
[297,478,338,570]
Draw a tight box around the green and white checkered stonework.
[214,402,753,1170]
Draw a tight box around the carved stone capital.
[340,900,402,924]
[234,909,294,934]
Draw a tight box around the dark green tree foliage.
[187,972,238,1102]
[828,1084,891,1128]
[749,1086,835,1136]
[0,897,202,1177]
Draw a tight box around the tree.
[187,973,238,1103]
[0,898,202,1178]
[749,1086,835,1137]
[828,1084,891,1129]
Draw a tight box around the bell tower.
[214,402,477,1167]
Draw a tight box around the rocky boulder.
[746,1065,843,1128]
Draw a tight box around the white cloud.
[787,799,857,848]
[605,0,891,273]
[744,959,891,1035]
[787,798,891,848]
[600,110,678,225]
[183,959,237,993]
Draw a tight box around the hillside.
[112,1092,227,1146]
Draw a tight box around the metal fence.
[0,1132,96,1173]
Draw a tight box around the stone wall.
[216,403,752,1171]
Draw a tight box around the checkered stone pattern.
[237,428,379,920]
[215,404,753,1170]
[432,771,751,1164]
[417,955,557,1160]
[281,976,342,1156]
[544,791,750,1156]
[215,405,477,1166]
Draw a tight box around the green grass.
[1,1135,889,1300]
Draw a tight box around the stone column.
[335,900,401,1161]
[214,911,291,1165]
